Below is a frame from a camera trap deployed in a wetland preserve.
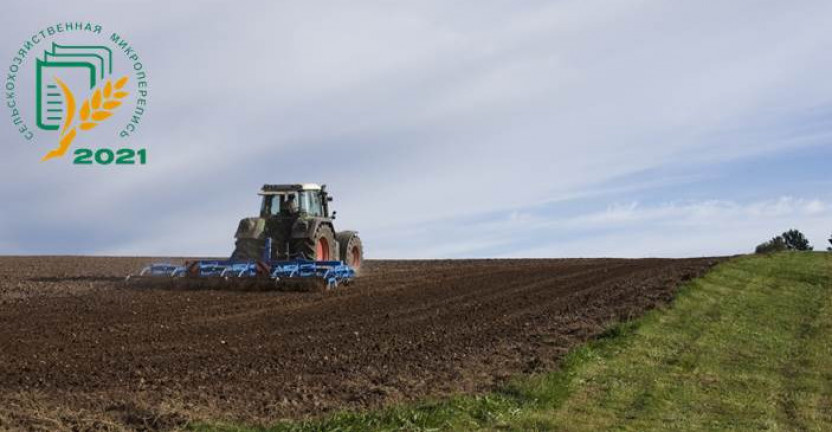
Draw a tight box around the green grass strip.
[194,252,832,432]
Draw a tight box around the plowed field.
[0,257,720,430]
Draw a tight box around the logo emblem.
[5,23,149,165]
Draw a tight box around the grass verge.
[194,252,832,432]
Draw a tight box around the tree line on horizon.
[754,229,832,254]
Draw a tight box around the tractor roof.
[260,183,323,194]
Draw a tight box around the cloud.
[1,1,832,258]
[370,197,831,259]
[581,197,828,228]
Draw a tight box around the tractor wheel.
[231,238,263,261]
[336,232,363,271]
[294,225,337,261]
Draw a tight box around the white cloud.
[366,196,832,258]
[1,1,832,258]
[516,197,832,258]
[581,197,828,228]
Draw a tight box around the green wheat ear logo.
[34,43,128,161]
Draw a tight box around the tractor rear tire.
[293,224,337,261]
[231,238,263,261]
[336,231,363,271]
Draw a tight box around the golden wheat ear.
[78,75,130,131]
[40,74,131,162]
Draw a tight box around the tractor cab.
[259,184,331,219]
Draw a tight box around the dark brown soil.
[0,256,721,431]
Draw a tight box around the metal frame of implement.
[126,239,356,290]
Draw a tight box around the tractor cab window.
[279,193,300,215]
[299,191,324,217]
[261,195,276,217]
[262,193,300,217]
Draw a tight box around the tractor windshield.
[261,193,298,217]
[261,191,323,217]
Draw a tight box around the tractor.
[231,183,363,270]
[126,183,363,291]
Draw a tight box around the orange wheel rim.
[316,237,329,260]
[351,246,361,268]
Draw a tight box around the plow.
[126,183,362,291]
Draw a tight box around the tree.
[754,229,813,254]
[782,229,813,251]
[827,232,831,252]
[755,236,787,254]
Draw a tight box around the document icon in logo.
[35,43,112,131]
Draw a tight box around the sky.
[0,0,830,258]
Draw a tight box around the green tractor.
[231,183,363,270]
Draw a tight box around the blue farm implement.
[126,239,357,292]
